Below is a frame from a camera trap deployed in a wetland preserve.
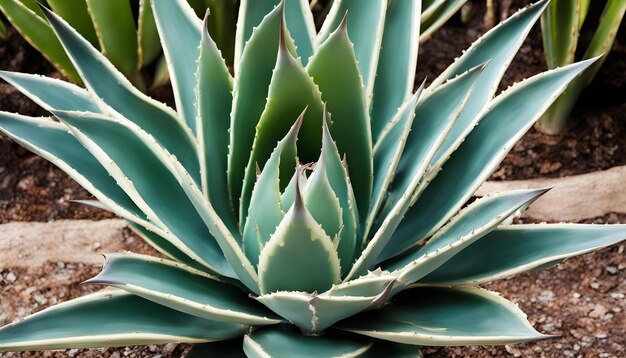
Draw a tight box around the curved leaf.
[307,19,372,222]
[196,15,236,233]
[85,0,138,76]
[243,115,301,266]
[243,325,372,358]
[258,172,341,294]
[420,0,468,41]
[423,224,626,285]
[384,189,548,285]
[0,0,80,81]
[339,286,547,346]
[391,59,597,259]
[239,31,324,224]
[46,0,98,47]
[0,71,100,113]
[85,253,281,326]
[317,0,387,103]
[152,0,201,132]
[370,0,421,141]
[234,0,280,72]
[54,110,234,279]
[285,0,316,64]
[41,6,200,180]
[229,4,296,211]
[138,0,161,67]
[0,290,246,351]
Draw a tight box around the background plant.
[0,0,624,356]
[536,0,626,134]
[0,0,237,90]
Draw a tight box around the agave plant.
[536,0,625,134]
[0,0,624,355]
[0,0,237,89]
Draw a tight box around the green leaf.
[0,113,143,225]
[423,224,626,285]
[540,0,581,69]
[0,0,80,82]
[365,90,421,241]
[385,189,548,286]
[339,286,547,346]
[46,0,98,47]
[419,0,468,41]
[256,289,387,333]
[234,0,280,72]
[54,110,234,279]
[285,0,316,64]
[0,290,245,351]
[243,115,301,266]
[85,253,281,326]
[239,30,324,224]
[280,166,307,211]
[317,0,387,103]
[243,325,372,358]
[186,339,246,358]
[138,0,162,67]
[370,0,420,141]
[41,6,200,180]
[152,0,201,133]
[427,0,548,169]
[228,4,296,213]
[390,58,597,261]
[318,118,359,271]
[258,174,341,294]
[85,0,138,77]
[347,65,483,279]
[203,0,238,66]
[0,71,100,112]
[307,18,372,222]
[327,270,397,297]
[196,15,236,234]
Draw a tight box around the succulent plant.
[0,0,625,356]
[0,0,237,89]
[536,0,625,134]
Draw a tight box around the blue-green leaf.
[285,0,316,64]
[317,0,387,103]
[152,0,201,133]
[234,0,280,72]
[85,253,281,326]
[370,0,420,141]
[339,286,547,346]
[258,172,341,294]
[423,224,626,285]
[389,59,597,259]
[385,189,548,285]
[307,18,372,222]
[196,14,236,234]
[243,325,372,358]
[0,290,246,351]
[239,30,324,225]
[427,0,549,169]
[54,110,234,279]
[243,115,301,266]
[41,6,200,180]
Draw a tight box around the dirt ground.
[0,0,625,357]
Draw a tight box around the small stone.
[605,266,618,275]
[32,292,47,305]
[505,345,522,357]
[538,290,555,302]
[93,242,102,250]
[110,352,121,358]
[67,349,79,357]
[16,176,35,191]
[590,281,600,290]
[572,292,581,299]
[589,304,608,318]
[610,292,624,299]
[56,261,65,269]
[595,332,608,339]
[5,272,17,283]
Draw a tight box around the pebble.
[538,290,555,302]
[609,292,624,299]
[595,332,608,339]
[605,266,618,275]
[589,304,608,318]
[32,292,47,305]
[5,272,17,282]
[56,261,65,269]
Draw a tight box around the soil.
[0,1,625,357]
